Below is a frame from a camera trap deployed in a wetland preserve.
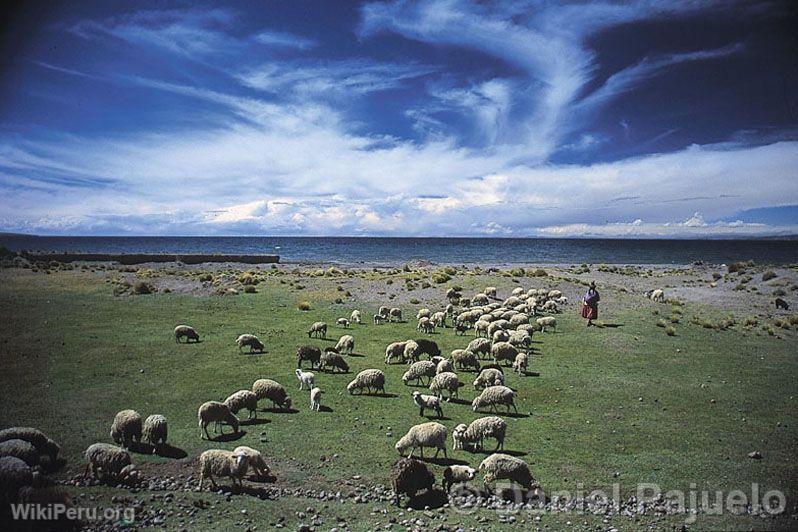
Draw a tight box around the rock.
[747,451,762,459]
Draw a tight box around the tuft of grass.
[243,285,257,293]
[431,271,451,284]
[762,270,777,281]
[665,326,676,336]
[132,281,153,295]
[743,316,758,327]
[656,319,667,328]
[409,298,420,305]
[297,301,311,311]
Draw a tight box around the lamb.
[391,457,435,506]
[403,340,421,363]
[402,360,437,386]
[310,387,323,411]
[236,334,265,353]
[198,401,240,439]
[0,456,33,503]
[307,322,328,338]
[297,345,322,369]
[479,453,537,493]
[541,300,558,313]
[233,446,270,479]
[83,443,133,482]
[442,465,477,492]
[350,310,362,324]
[174,325,199,343]
[451,349,481,371]
[385,341,408,364]
[512,352,529,375]
[336,317,350,328]
[491,342,519,366]
[0,439,38,466]
[142,415,168,452]
[373,313,387,324]
[395,421,448,458]
[110,410,142,449]
[347,369,386,395]
[416,308,431,320]
[335,334,355,354]
[536,316,557,332]
[414,338,441,358]
[0,427,60,463]
[775,298,789,310]
[554,296,568,305]
[295,369,316,391]
[320,350,350,373]
[431,311,447,328]
[416,317,435,334]
[197,449,249,491]
[473,367,505,390]
[389,307,403,322]
[436,358,454,374]
[467,337,492,359]
[452,416,507,451]
[252,379,293,410]
[472,386,518,414]
[411,391,443,417]
[429,371,461,401]
[647,288,665,302]
[224,390,259,419]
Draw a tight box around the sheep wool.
[110,410,142,449]
[174,325,199,343]
[452,416,507,451]
[197,449,249,491]
[224,390,259,419]
[335,335,355,354]
[320,350,350,373]
[436,358,454,374]
[347,369,386,395]
[307,322,328,338]
[350,310,362,324]
[472,386,518,414]
[198,401,240,440]
[142,415,168,452]
[442,465,477,492]
[252,379,293,410]
[295,369,315,391]
[429,372,461,401]
[0,439,38,466]
[233,446,270,478]
[536,316,556,332]
[491,342,519,366]
[451,349,480,371]
[402,360,437,386]
[0,456,33,503]
[310,387,323,411]
[385,341,408,364]
[473,367,505,390]
[391,458,434,506]
[296,345,322,369]
[512,353,529,375]
[236,334,265,353]
[411,391,443,418]
[83,443,131,481]
[479,453,537,492]
[0,427,60,462]
[467,338,492,359]
[394,422,448,458]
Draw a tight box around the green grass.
[1,268,796,530]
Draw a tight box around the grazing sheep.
[516,323,536,335]
[198,401,240,439]
[373,313,387,324]
[307,322,328,338]
[775,298,789,310]
[474,320,490,338]
[0,456,33,503]
[417,308,431,320]
[541,300,559,314]
[252,379,293,410]
[84,443,135,482]
[0,439,38,466]
[0,427,60,463]
[467,337,492,359]
[296,345,322,369]
[233,446,270,478]
[492,329,511,344]
[454,322,470,335]
[402,360,437,386]
[472,386,518,414]
[320,350,350,373]
[142,415,168,452]
[451,349,481,371]
[391,458,435,506]
[417,316,435,334]
[224,390,259,419]
[509,313,529,327]
[395,422,448,458]
[536,316,557,332]
[404,340,422,363]
[509,330,532,350]
[389,307,403,322]
[197,449,249,491]
[452,416,507,452]
[445,303,455,315]
[295,369,315,391]
[472,294,489,306]
[491,342,519,366]
[484,286,497,298]
[473,368,505,390]
[414,338,441,358]
[436,358,454,374]
[442,465,477,492]
[479,453,537,492]
[487,321,505,337]
[385,341,408,364]
[350,310,362,324]
[431,311,447,328]
[347,369,386,395]
[554,296,568,305]
[174,325,199,343]
[429,372,461,401]
[336,317,350,328]
[236,334,265,353]
[310,387,323,411]
[512,352,529,375]
[110,410,142,449]
[411,391,443,418]
[335,334,355,354]
[379,306,390,318]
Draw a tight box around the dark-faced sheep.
[296,345,322,369]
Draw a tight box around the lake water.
[1,235,796,265]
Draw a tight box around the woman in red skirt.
[581,281,600,326]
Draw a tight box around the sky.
[0,0,797,238]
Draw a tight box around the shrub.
[198,273,213,282]
[337,285,344,292]
[656,319,667,328]
[431,271,451,284]
[244,285,257,293]
[743,316,758,327]
[386,279,393,285]
[529,268,548,277]
[509,268,525,277]
[727,262,746,274]
[297,301,311,311]
[669,315,680,324]
[442,266,457,276]
[420,281,431,289]
[652,309,659,316]
[762,270,777,281]
[665,326,676,336]
[712,272,722,280]
[409,298,420,305]
[671,307,683,315]
[132,281,153,295]
[773,288,786,297]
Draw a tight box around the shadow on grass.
[240,350,268,355]
[471,448,527,457]
[316,405,334,413]
[445,397,471,406]
[210,483,280,500]
[240,418,271,427]
[422,415,452,421]
[406,488,448,510]
[520,370,541,377]
[155,443,188,459]
[347,352,366,357]
[416,456,470,467]
[598,323,624,328]
[262,407,298,414]
[206,431,246,442]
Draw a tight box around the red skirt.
[581,304,598,320]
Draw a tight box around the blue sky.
[1,0,797,237]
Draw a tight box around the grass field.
[1,263,796,530]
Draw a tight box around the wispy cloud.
[254,30,317,50]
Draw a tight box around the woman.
[581,281,600,327]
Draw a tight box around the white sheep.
[233,446,270,479]
[385,341,408,364]
[479,453,537,493]
[474,320,490,337]
[336,317,350,328]
[491,342,519,366]
[0,428,60,463]
[307,322,328,338]
[536,316,556,332]
[110,410,142,449]
[411,391,443,417]
[416,317,435,334]
[436,358,454,374]
[295,369,316,391]
[236,334,265,353]
[650,289,665,302]
[512,352,529,375]
[395,422,448,458]
[310,387,323,411]
[404,340,422,363]
[378,306,390,318]
[509,313,529,327]
[252,379,293,410]
[197,449,249,491]
[389,307,403,322]
[142,415,168,453]
[451,349,480,371]
[0,456,33,502]
[442,465,476,492]
[0,439,38,466]
[347,369,386,395]
[83,443,133,482]
[373,313,387,324]
[472,386,518,414]
[473,367,505,390]
[429,372,461,401]
[416,308,431,320]
[198,401,240,440]
[431,311,447,328]
[548,289,562,299]
[452,416,507,451]
[542,300,559,313]
[509,330,532,350]
[484,286,497,297]
[335,334,355,354]
[350,310,362,324]
[224,390,260,419]
[402,360,437,386]
[174,325,200,343]
[467,337,492,359]
[492,329,510,344]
